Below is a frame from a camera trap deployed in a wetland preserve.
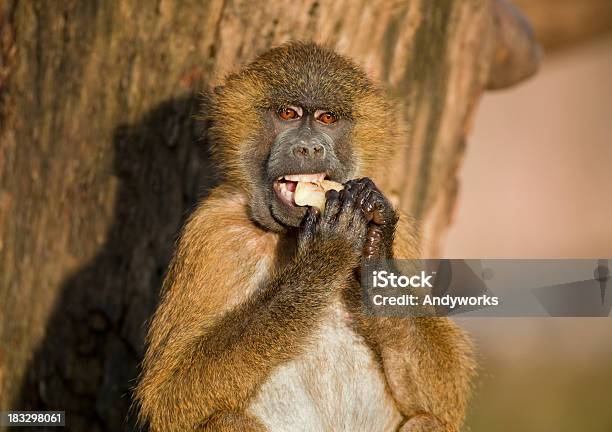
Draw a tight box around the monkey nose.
[291,140,325,160]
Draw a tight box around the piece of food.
[294,182,326,211]
[294,180,344,211]
[320,180,344,193]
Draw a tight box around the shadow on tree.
[16,93,218,431]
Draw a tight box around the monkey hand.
[343,178,398,260]
[298,188,369,267]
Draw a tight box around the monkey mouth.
[273,173,326,207]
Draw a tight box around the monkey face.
[251,105,356,229]
[211,42,394,233]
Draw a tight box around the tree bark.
[0,1,538,430]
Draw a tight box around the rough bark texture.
[0,1,537,430]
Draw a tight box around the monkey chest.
[247,302,403,432]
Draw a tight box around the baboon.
[135,41,475,432]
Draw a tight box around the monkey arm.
[135,188,357,431]
[349,212,476,431]
[374,316,475,432]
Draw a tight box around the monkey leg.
[200,411,267,432]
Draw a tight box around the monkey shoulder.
[164,186,280,311]
[179,187,279,262]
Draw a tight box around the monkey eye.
[278,106,301,120]
[315,110,338,125]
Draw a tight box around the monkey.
[134,41,475,432]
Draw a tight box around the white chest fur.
[248,301,403,432]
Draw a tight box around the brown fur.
[135,42,475,432]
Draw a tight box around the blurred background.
[0,0,611,431]
[444,2,612,429]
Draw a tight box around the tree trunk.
[0,1,538,430]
